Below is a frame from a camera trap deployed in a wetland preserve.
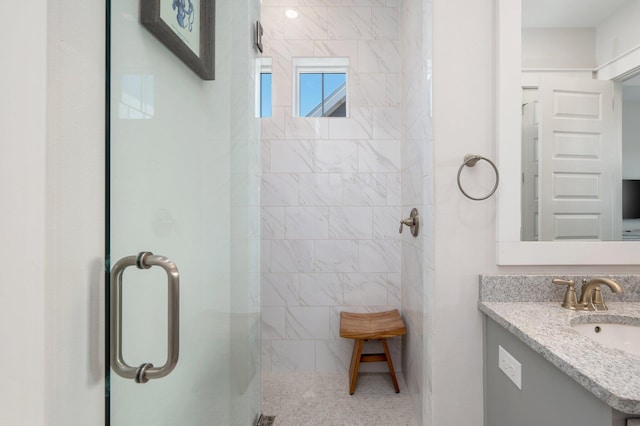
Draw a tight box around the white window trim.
[292,57,349,118]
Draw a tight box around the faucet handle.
[582,279,608,311]
[552,278,574,287]
[552,278,578,310]
[591,286,607,311]
[398,208,420,237]
[399,218,414,233]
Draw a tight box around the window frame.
[292,57,349,118]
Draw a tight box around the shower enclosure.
[107,0,261,424]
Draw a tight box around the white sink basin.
[572,322,640,356]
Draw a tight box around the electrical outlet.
[498,345,522,390]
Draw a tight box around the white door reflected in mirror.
[520,77,620,241]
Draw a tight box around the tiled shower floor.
[261,372,418,426]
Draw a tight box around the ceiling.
[522,0,633,28]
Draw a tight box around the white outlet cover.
[498,345,522,390]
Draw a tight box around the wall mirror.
[496,0,640,264]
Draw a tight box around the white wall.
[0,1,47,424]
[0,0,105,424]
[596,0,640,66]
[46,0,106,422]
[432,0,496,422]
[522,28,596,69]
[260,0,403,374]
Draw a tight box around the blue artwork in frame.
[141,0,215,80]
[173,0,196,32]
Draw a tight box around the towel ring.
[457,154,499,201]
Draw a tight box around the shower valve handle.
[399,218,415,233]
[399,208,420,237]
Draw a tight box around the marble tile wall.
[260,0,402,373]
[400,0,433,424]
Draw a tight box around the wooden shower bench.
[339,309,406,395]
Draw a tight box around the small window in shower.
[256,57,272,118]
[260,72,272,117]
[293,57,348,118]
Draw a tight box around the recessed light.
[285,9,298,19]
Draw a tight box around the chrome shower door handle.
[110,251,180,384]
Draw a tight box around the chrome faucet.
[577,277,623,311]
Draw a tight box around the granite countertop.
[479,301,640,414]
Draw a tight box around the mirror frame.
[496,0,640,265]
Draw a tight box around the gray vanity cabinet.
[484,317,631,426]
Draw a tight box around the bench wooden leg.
[381,338,400,393]
[349,339,364,395]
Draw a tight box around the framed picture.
[141,0,215,80]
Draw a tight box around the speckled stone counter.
[479,275,640,415]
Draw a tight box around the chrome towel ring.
[457,154,499,201]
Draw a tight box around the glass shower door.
[108,0,261,424]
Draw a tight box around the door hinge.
[256,414,276,426]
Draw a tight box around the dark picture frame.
[255,21,264,53]
[141,0,215,80]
